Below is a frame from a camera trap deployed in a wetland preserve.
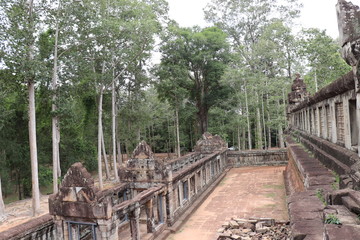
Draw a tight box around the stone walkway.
[167,166,289,240]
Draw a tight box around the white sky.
[167,0,360,39]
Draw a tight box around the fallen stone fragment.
[230,220,240,229]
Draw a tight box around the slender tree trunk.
[27,0,40,217]
[0,178,5,217]
[267,112,271,149]
[256,92,263,149]
[98,86,104,190]
[175,106,181,157]
[244,85,252,150]
[111,70,119,181]
[52,8,61,194]
[279,124,285,148]
[278,99,285,148]
[315,69,318,92]
[237,125,241,151]
[261,93,267,149]
[101,127,110,179]
[29,80,41,216]
[242,128,246,150]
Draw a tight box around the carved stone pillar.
[129,204,141,240]
[145,199,154,233]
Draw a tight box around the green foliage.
[158,24,231,134]
[38,165,53,187]
[332,172,340,190]
[298,28,351,93]
[316,188,327,206]
[325,214,341,225]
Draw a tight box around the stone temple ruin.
[5,0,360,239]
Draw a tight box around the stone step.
[342,196,360,215]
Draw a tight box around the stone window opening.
[157,195,164,224]
[183,181,189,200]
[349,99,358,150]
[67,221,97,240]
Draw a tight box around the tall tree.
[0,0,47,216]
[298,28,351,93]
[159,25,230,135]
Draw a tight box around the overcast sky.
[167,0,348,39]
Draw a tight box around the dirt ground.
[0,194,49,232]
[167,166,289,240]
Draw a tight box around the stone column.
[97,218,118,240]
[323,104,328,139]
[306,109,310,133]
[316,107,321,137]
[331,100,337,144]
[145,199,154,233]
[129,204,141,240]
[343,97,352,149]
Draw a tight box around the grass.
[316,188,327,206]
[219,177,228,186]
[265,193,276,198]
[263,184,284,189]
[331,171,340,190]
[325,214,341,225]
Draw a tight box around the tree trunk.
[101,127,110,179]
[0,178,5,217]
[98,86,104,190]
[261,93,267,149]
[237,125,241,151]
[111,71,119,181]
[256,92,263,149]
[197,106,208,135]
[245,85,252,150]
[52,9,60,194]
[242,128,246,150]
[267,112,271,149]
[175,106,181,157]
[28,80,41,216]
[26,0,40,217]
[279,124,285,148]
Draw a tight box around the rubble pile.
[216,217,290,240]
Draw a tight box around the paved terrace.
[168,166,288,240]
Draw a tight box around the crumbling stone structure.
[45,134,229,240]
[284,1,360,239]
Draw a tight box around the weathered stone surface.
[193,132,227,153]
[288,74,309,105]
[132,140,154,159]
[216,218,290,240]
[325,224,360,240]
[229,220,239,229]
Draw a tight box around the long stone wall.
[0,214,54,240]
[227,149,288,167]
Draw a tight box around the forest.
[0,0,351,215]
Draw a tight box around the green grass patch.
[263,184,284,189]
[265,193,276,198]
[331,171,340,190]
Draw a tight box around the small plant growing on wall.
[316,188,327,206]
[325,214,341,225]
[331,172,340,190]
